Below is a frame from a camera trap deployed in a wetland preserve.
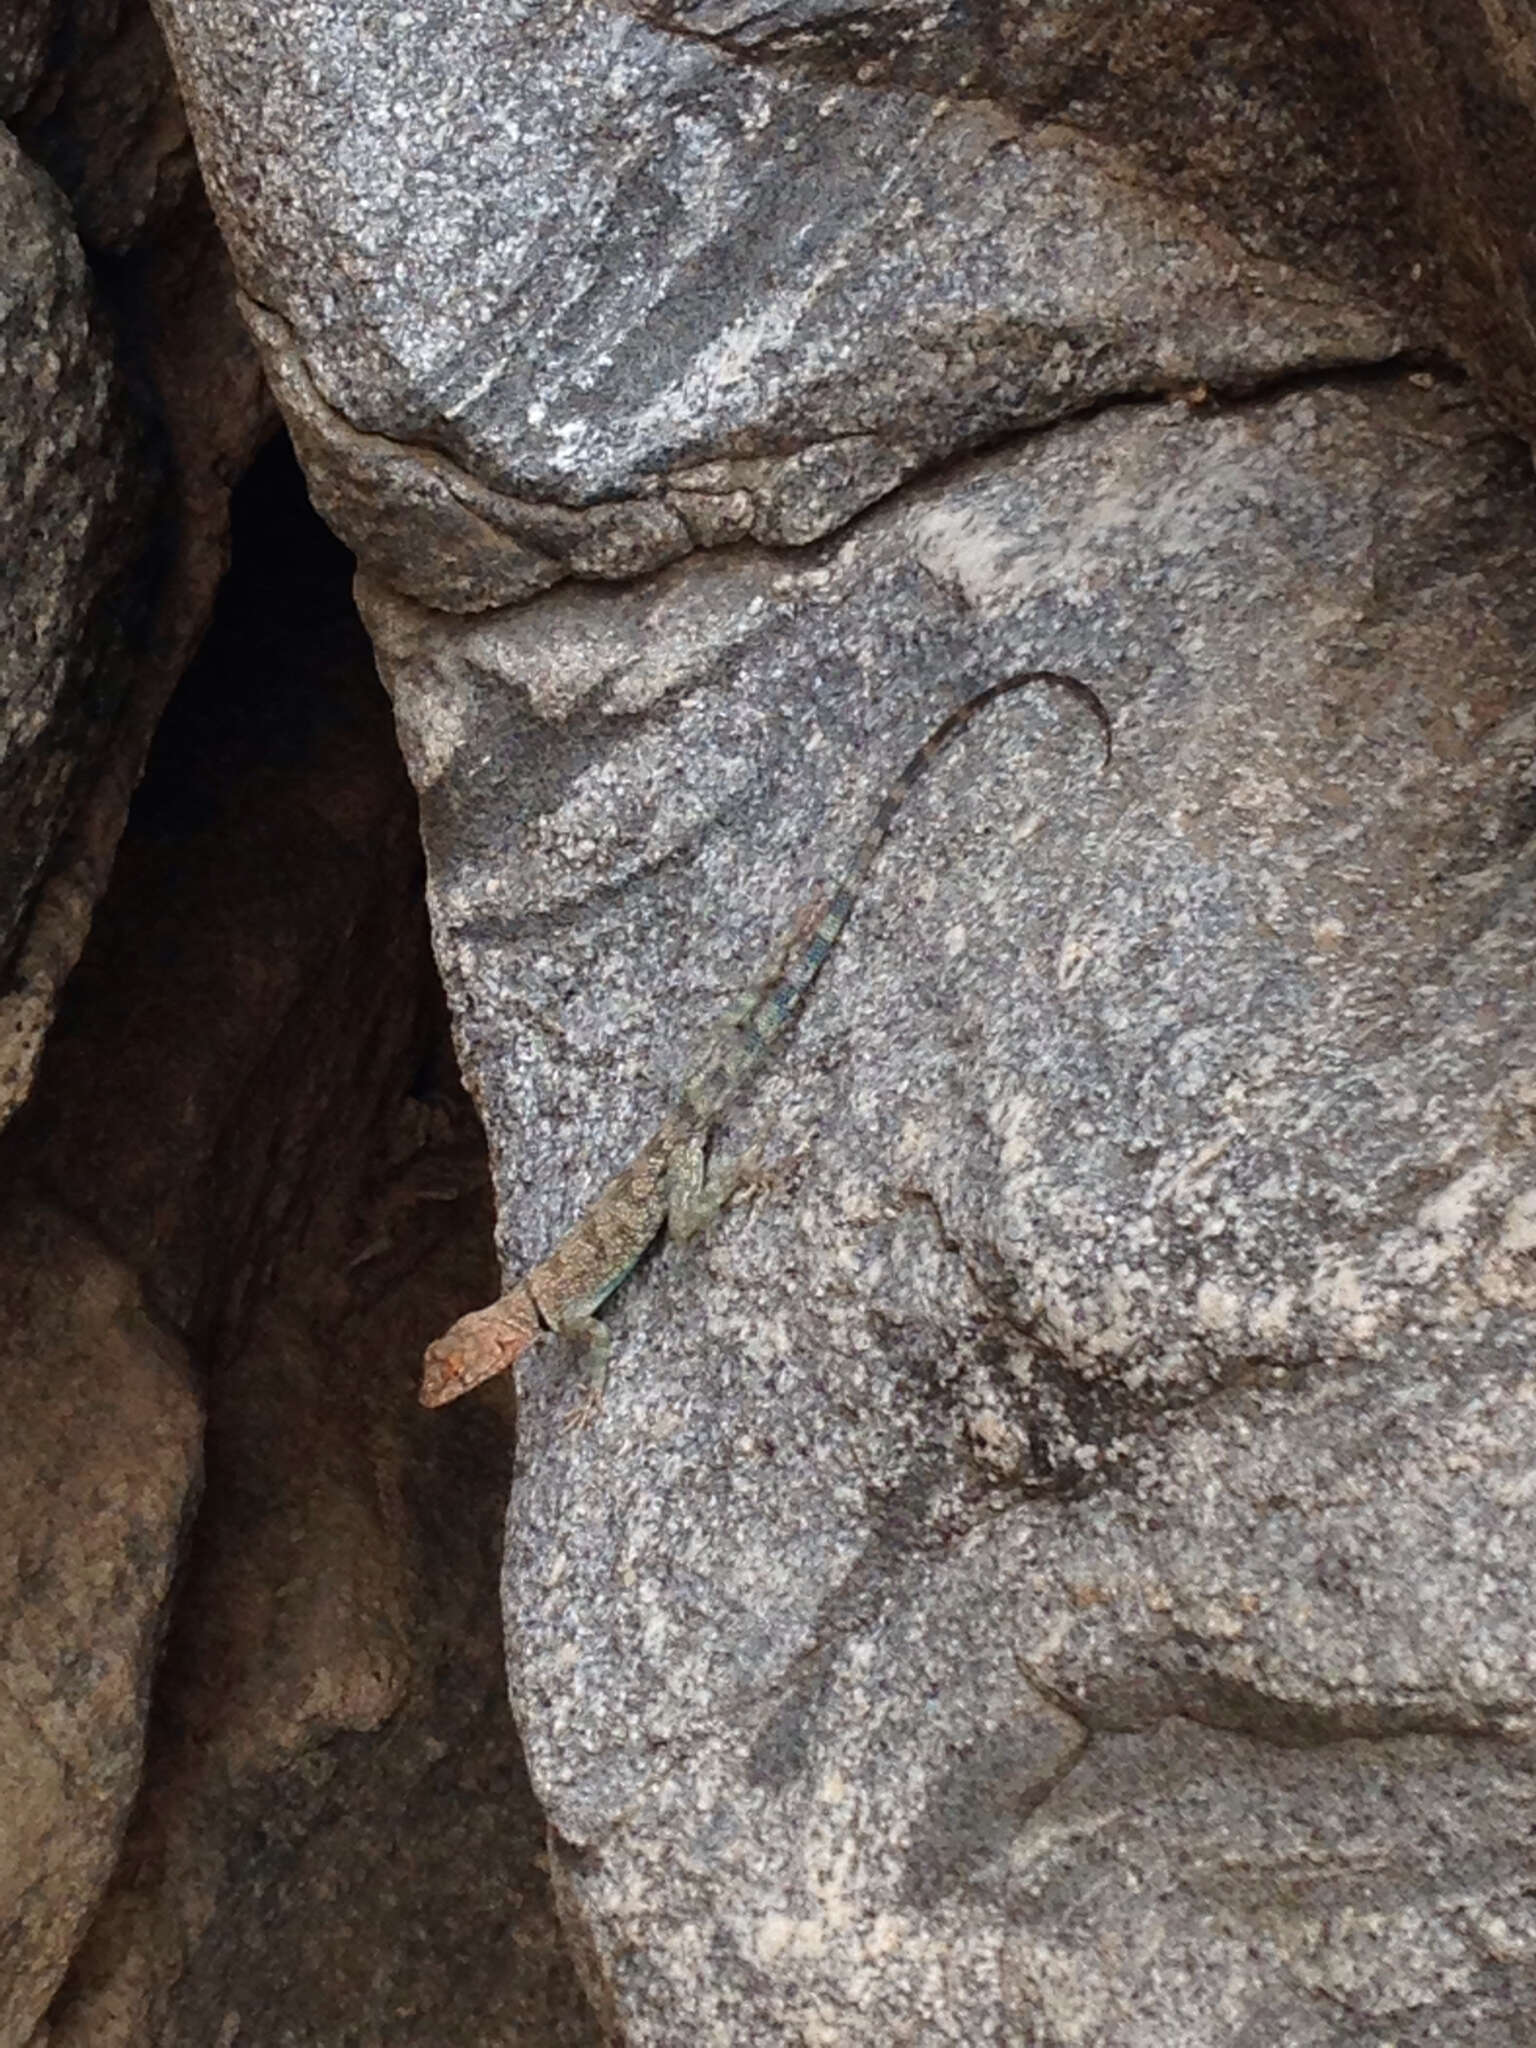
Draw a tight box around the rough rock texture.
[154,0,1414,610]
[0,1192,200,2048]
[0,0,56,114]
[40,1286,596,2048]
[10,0,199,252]
[49,0,1536,2040]
[0,127,155,1015]
[364,373,1536,2041]
[1,13,274,2033]
[1331,0,1536,441]
[0,0,271,1129]
[0,450,598,2047]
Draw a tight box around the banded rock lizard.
[420,669,1112,1411]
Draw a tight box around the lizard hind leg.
[558,1312,614,1430]
[665,1128,763,1244]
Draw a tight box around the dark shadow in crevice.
[10,434,454,1357]
[5,434,599,2048]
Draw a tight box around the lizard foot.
[561,1383,604,1432]
[556,1314,610,1432]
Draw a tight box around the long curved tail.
[741,668,1112,1058]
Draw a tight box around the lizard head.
[419,1285,543,1407]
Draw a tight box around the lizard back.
[419,667,1110,1406]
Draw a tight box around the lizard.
[419,668,1112,1412]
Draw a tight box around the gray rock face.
[157,0,1409,609]
[0,128,152,999]
[0,2,272,1133]
[141,0,1536,2035]
[367,372,1536,2042]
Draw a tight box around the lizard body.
[420,668,1111,1410]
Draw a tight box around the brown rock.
[0,1190,201,2048]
